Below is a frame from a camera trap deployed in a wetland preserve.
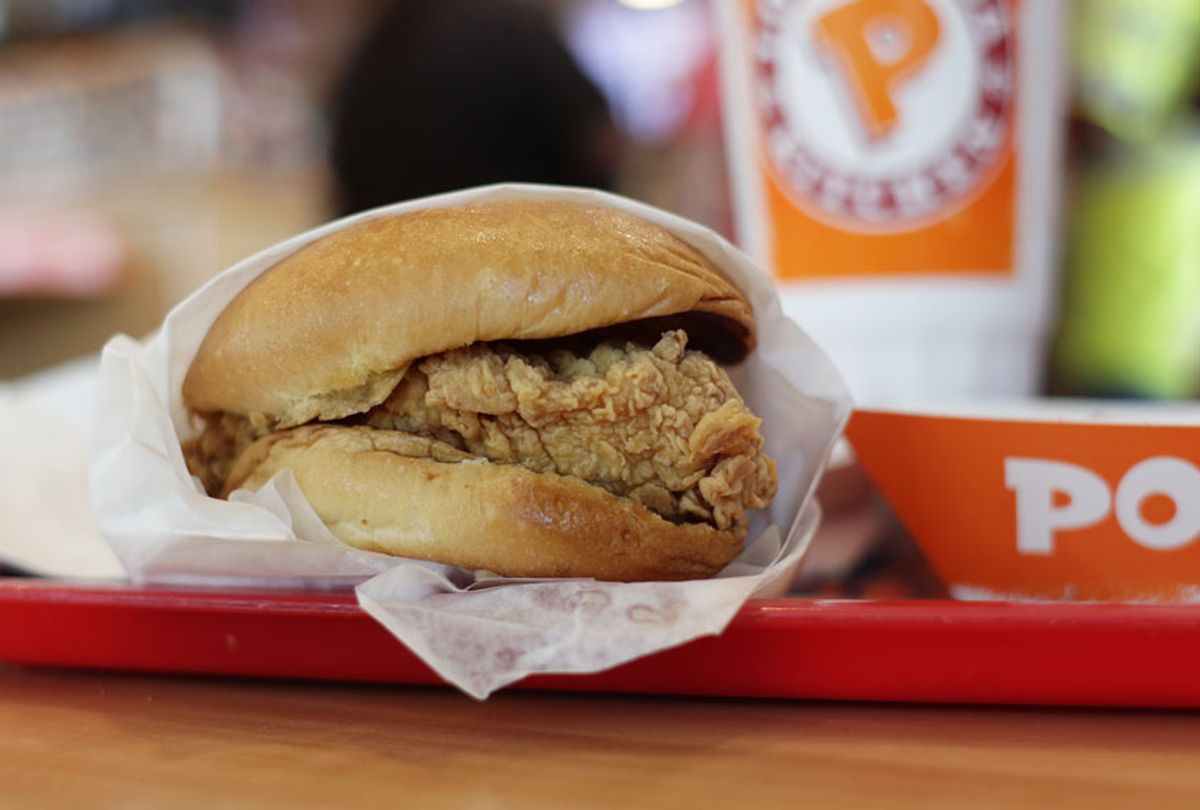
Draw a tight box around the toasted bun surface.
[183,200,754,427]
[227,425,744,581]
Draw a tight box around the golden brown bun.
[183,200,754,427]
[226,425,744,581]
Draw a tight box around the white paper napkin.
[0,357,123,579]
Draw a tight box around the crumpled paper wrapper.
[91,184,851,698]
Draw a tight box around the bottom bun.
[224,425,744,581]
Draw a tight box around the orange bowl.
[847,404,1200,602]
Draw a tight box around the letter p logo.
[815,0,941,141]
[1005,459,1111,556]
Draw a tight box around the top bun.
[182,200,755,427]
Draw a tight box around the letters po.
[1004,457,1200,554]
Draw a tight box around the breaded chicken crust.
[187,331,776,531]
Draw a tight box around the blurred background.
[0,0,736,377]
[2,0,1200,594]
[5,0,1200,389]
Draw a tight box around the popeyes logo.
[755,0,1014,231]
[1006,457,1200,555]
[848,411,1200,601]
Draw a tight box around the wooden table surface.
[2,665,1198,808]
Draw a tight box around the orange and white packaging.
[87,184,851,698]
[717,0,1067,404]
[850,405,1200,602]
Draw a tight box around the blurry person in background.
[328,0,622,216]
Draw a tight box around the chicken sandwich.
[182,200,776,581]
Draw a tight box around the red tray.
[1,577,1197,707]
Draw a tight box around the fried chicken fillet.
[189,330,775,534]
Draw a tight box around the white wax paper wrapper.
[91,184,851,698]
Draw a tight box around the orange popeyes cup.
[849,405,1200,601]
[717,0,1067,405]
